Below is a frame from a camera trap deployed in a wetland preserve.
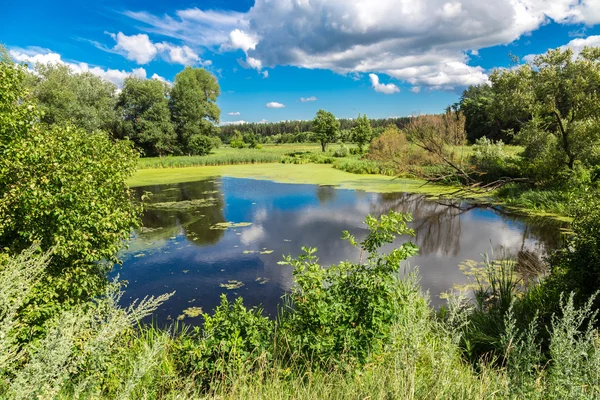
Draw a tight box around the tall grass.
[138,144,347,169]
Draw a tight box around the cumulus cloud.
[410,86,422,93]
[222,120,248,125]
[106,32,206,66]
[228,111,241,116]
[122,0,600,89]
[524,35,600,63]
[300,96,318,102]
[9,48,165,87]
[369,74,400,94]
[266,102,285,108]
[225,29,258,52]
[111,32,157,64]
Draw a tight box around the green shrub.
[278,211,419,365]
[187,134,213,156]
[332,144,349,157]
[174,294,272,386]
[211,136,222,149]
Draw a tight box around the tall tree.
[312,109,340,152]
[490,47,600,175]
[116,77,177,156]
[352,113,372,151]
[169,67,220,153]
[27,63,118,133]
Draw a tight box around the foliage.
[27,63,118,134]
[469,137,520,181]
[312,109,340,152]
[116,76,178,156]
[187,134,214,156]
[229,130,247,148]
[169,67,220,151]
[549,192,600,306]
[0,55,142,333]
[174,294,272,385]
[278,211,419,365]
[490,47,600,178]
[332,143,349,157]
[459,84,523,143]
[352,113,372,151]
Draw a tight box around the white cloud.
[222,120,248,125]
[262,70,269,78]
[155,42,199,65]
[300,96,318,102]
[226,29,258,52]
[266,102,285,108]
[9,48,166,88]
[111,32,157,64]
[106,32,206,66]
[524,35,600,63]
[123,0,600,89]
[410,86,422,93]
[259,119,269,123]
[123,8,247,47]
[369,74,400,94]
[228,111,241,116]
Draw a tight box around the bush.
[175,294,272,386]
[211,136,222,149]
[278,211,419,365]
[187,134,214,156]
[332,144,349,157]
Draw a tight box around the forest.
[1,43,600,399]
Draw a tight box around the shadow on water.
[115,177,568,326]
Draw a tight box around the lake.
[116,176,566,325]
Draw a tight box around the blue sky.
[3,0,600,124]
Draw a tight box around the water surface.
[116,177,565,324]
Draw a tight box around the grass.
[137,144,350,169]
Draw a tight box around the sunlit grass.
[137,144,349,169]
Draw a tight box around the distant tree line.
[219,116,411,141]
[23,63,221,157]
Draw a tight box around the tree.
[352,113,372,151]
[405,109,470,183]
[312,109,340,152]
[116,77,178,156]
[170,67,220,153]
[0,53,142,332]
[490,47,600,176]
[459,84,525,143]
[27,63,118,133]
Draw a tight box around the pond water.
[115,177,566,325]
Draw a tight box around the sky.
[2,0,600,124]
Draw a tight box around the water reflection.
[116,177,567,325]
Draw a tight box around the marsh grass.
[137,144,349,169]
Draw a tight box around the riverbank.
[129,162,571,222]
